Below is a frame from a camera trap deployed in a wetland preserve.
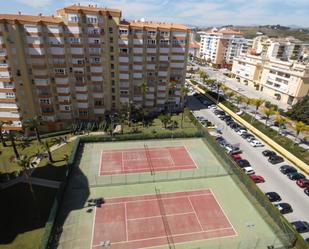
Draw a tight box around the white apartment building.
[199,28,251,68]
[232,54,309,106]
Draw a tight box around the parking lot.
[186,91,309,241]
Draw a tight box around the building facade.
[232,54,309,106]
[0,4,190,131]
[199,28,251,68]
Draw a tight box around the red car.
[249,175,265,183]
[296,179,309,188]
[231,154,242,161]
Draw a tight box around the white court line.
[124,203,129,241]
[187,196,205,232]
[101,193,212,206]
[127,211,196,221]
[102,146,185,154]
[90,206,97,249]
[183,145,199,169]
[209,189,238,237]
[93,227,235,247]
[97,151,103,176]
[100,188,212,202]
[121,151,124,171]
[100,164,196,174]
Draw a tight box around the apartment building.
[0,4,190,131]
[251,35,304,61]
[232,54,309,106]
[199,28,251,68]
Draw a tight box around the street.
[187,94,309,240]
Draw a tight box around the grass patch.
[0,134,72,173]
[0,183,57,249]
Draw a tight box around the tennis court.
[99,146,197,175]
[91,188,236,249]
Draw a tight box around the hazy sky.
[1,0,309,27]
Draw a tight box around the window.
[54,68,65,74]
[94,100,102,106]
[70,37,81,44]
[6,92,15,98]
[108,15,113,20]
[109,27,113,34]
[89,48,101,55]
[87,17,98,24]
[111,72,115,77]
[93,39,100,44]
[111,64,114,69]
[75,76,84,82]
[68,14,79,22]
[160,39,169,45]
[79,110,88,116]
[120,48,128,53]
[64,105,70,111]
[147,39,156,45]
[148,30,156,36]
[40,99,51,104]
[160,31,169,36]
[110,55,114,61]
[92,57,101,64]
[110,37,113,43]
[110,46,114,52]
[119,29,128,35]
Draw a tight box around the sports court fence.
[38,138,81,249]
[187,111,307,249]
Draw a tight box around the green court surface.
[56,138,286,249]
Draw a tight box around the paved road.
[187,94,309,240]
[189,76,309,150]
[189,61,290,110]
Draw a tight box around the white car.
[250,140,264,147]
[237,129,247,136]
[243,167,255,175]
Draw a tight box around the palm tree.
[168,81,177,114]
[16,155,39,217]
[23,116,44,143]
[41,140,55,163]
[199,70,208,82]
[262,107,276,125]
[7,131,20,159]
[244,97,252,110]
[216,82,222,103]
[226,91,235,101]
[180,86,189,128]
[275,114,287,135]
[0,121,7,147]
[251,98,264,122]
[235,95,244,108]
[294,121,307,142]
[158,114,171,129]
[139,82,149,108]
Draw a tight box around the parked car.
[246,136,257,143]
[291,221,309,233]
[237,129,247,136]
[237,159,251,168]
[304,187,309,196]
[274,203,293,214]
[287,172,305,181]
[241,133,252,139]
[268,155,284,164]
[243,167,255,175]
[250,140,264,147]
[249,175,265,183]
[280,165,297,174]
[231,154,242,161]
[262,150,277,157]
[296,179,309,188]
[265,192,281,202]
[228,147,242,155]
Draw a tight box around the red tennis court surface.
[99,146,197,175]
[91,189,236,249]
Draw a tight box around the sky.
[0,0,308,27]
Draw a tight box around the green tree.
[286,95,309,124]
[23,116,44,143]
[226,91,235,101]
[180,87,189,128]
[41,140,56,163]
[235,95,244,107]
[139,82,149,108]
[0,121,8,147]
[244,97,252,110]
[168,81,177,114]
[7,131,20,160]
[262,107,276,124]
[275,114,287,135]
[158,114,171,129]
[199,70,208,82]
[252,98,265,122]
[294,121,308,142]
